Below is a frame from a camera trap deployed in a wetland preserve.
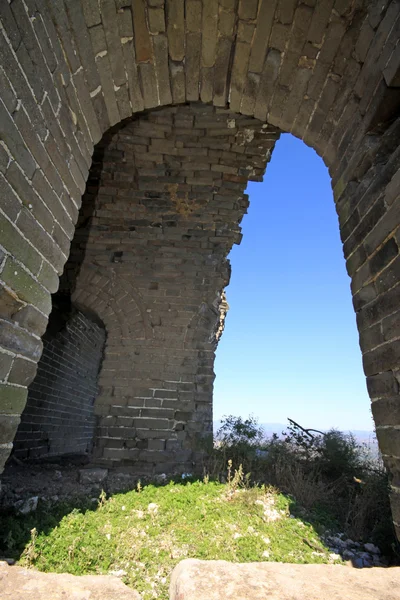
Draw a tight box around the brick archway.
[0,0,399,533]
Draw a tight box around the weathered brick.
[248,0,277,73]
[201,0,217,68]
[96,54,121,126]
[16,209,66,274]
[372,396,400,427]
[7,357,37,387]
[65,0,101,93]
[81,0,102,27]
[101,0,126,87]
[139,63,159,109]
[0,101,36,180]
[1,257,51,315]
[0,414,20,443]
[376,426,400,457]
[0,29,47,140]
[133,0,154,63]
[11,1,60,109]
[0,321,42,361]
[185,33,201,101]
[0,212,42,276]
[153,34,172,105]
[0,66,18,114]
[122,40,145,113]
[238,0,258,20]
[167,0,185,62]
[0,2,21,50]
[71,70,103,145]
[363,339,400,376]
[46,0,81,74]
[254,49,281,121]
[367,371,399,399]
[0,353,13,381]
[149,7,166,33]
[12,305,48,337]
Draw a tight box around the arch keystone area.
[0,0,399,534]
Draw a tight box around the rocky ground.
[323,533,388,569]
[0,455,141,511]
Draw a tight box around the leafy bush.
[210,415,266,476]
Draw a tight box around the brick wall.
[60,104,279,475]
[12,305,105,459]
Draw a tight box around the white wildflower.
[329,553,341,561]
[148,503,159,514]
[262,536,271,545]
[263,508,281,522]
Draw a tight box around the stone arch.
[0,0,398,529]
[69,264,154,461]
[72,264,151,341]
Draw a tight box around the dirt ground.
[0,454,140,510]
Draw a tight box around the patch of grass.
[1,480,338,600]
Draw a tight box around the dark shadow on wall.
[59,113,141,298]
[11,299,106,461]
[9,113,145,465]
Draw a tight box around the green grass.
[1,480,341,600]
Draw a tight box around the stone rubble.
[323,532,388,568]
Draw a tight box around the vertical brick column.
[63,104,279,475]
[333,116,400,538]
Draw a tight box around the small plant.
[98,489,107,508]
[21,527,38,565]
[226,463,250,495]
[227,458,233,484]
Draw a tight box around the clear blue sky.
[213,133,374,433]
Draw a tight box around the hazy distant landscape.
[213,420,377,447]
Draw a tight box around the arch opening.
[11,295,106,462]
[214,133,375,434]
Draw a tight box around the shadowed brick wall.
[12,305,105,459]
[0,0,399,538]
